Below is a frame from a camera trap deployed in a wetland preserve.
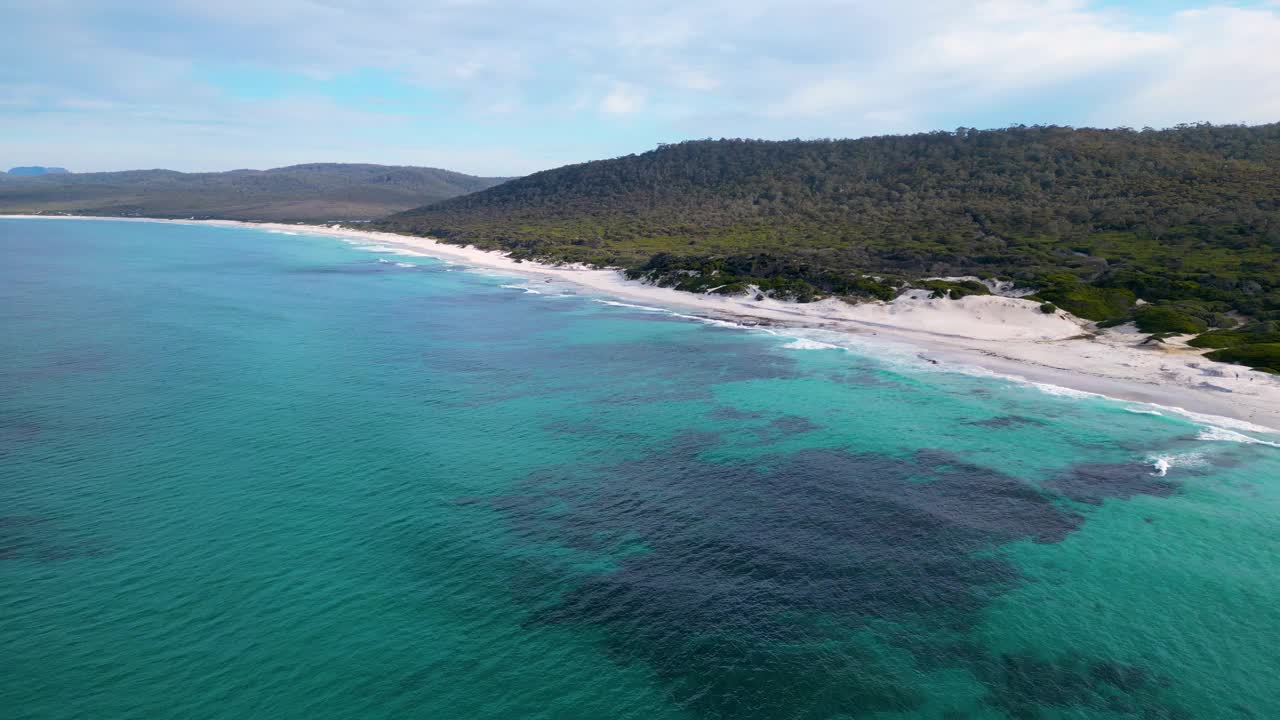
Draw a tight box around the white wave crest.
[1147,451,1206,477]
[920,364,1278,442]
[1196,426,1280,448]
[783,338,841,351]
[395,262,415,268]
[591,299,748,329]
[350,243,429,257]
[669,312,743,329]
[1026,382,1106,401]
[593,299,669,312]
[501,284,542,294]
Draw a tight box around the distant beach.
[6,214,1279,435]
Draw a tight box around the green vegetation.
[0,163,510,222]
[379,122,1280,371]
[918,279,991,299]
[1188,322,1280,349]
[622,253,898,302]
[382,124,1279,312]
[1029,274,1136,321]
[1039,303,1058,314]
[1204,344,1280,374]
[1133,304,1209,334]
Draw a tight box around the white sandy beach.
[7,214,1280,435]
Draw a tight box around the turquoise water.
[2,218,1278,720]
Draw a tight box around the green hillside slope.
[380,123,1280,371]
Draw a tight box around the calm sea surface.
[2,218,1278,719]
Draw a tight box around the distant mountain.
[0,163,511,222]
[8,166,70,176]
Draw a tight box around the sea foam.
[594,299,670,313]
[1148,451,1206,477]
[591,299,742,329]
[501,284,543,294]
[1196,426,1280,448]
[782,338,841,351]
[347,241,429,258]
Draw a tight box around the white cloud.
[613,13,697,49]
[765,1,1175,123]
[600,82,647,115]
[2,0,1278,173]
[669,67,719,92]
[1101,6,1280,126]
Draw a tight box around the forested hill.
[0,163,511,222]
[382,123,1280,321]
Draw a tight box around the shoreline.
[6,213,1280,436]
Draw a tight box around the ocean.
[2,218,1277,720]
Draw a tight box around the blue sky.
[3,0,1278,176]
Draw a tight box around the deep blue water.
[2,218,1278,719]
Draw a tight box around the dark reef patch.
[708,406,765,421]
[967,415,1048,429]
[0,516,105,562]
[826,366,902,388]
[538,417,648,445]
[11,349,113,381]
[471,436,1190,719]
[975,652,1185,720]
[0,420,42,456]
[751,414,821,443]
[1045,463,1181,506]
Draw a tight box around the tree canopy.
[380,123,1280,371]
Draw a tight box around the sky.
[3,0,1279,177]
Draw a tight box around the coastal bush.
[623,252,898,303]
[757,277,821,302]
[1189,321,1280,349]
[841,276,899,301]
[1032,274,1135,321]
[1142,332,1180,345]
[1189,332,1246,349]
[1204,344,1280,374]
[919,279,991,300]
[378,124,1280,324]
[711,282,748,296]
[1133,305,1209,334]
[1039,303,1057,314]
